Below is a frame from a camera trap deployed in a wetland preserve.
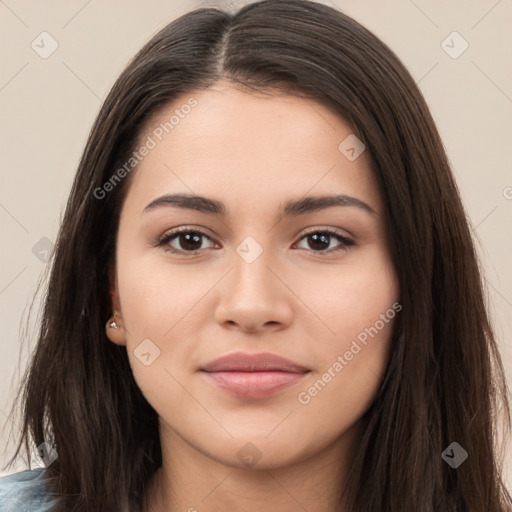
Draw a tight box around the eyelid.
[298,225,352,239]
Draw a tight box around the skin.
[106,79,400,512]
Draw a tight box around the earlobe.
[105,310,127,346]
[106,277,127,346]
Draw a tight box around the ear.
[105,268,127,347]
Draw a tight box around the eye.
[157,227,216,254]
[156,226,355,255]
[294,228,355,255]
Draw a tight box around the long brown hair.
[4,1,511,510]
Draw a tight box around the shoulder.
[0,469,57,511]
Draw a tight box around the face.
[107,80,400,470]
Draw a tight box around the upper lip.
[200,352,310,373]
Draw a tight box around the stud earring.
[108,311,120,329]
[108,320,119,329]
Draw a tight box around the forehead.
[124,81,381,215]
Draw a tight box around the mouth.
[199,352,311,399]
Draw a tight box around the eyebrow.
[142,193,378,218]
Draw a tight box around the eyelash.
[156,226,355,256]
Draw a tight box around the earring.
[108,311,120,329]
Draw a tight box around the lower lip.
[201,371,309,399]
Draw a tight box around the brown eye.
[158,229,215,254]
[156,227,354,256]
[295,229,354,254]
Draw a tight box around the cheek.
[296,259,399,424]
[114,252,199,394]
[116,250,215,339]
[303,246,399,343]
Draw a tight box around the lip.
[199,352,311,399]
[200,352,310,373]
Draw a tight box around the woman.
[1,0,511,510]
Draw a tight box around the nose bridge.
[231,234,276,297]
[214,233,293,331]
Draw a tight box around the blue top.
[0,469,57,512]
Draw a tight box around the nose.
[214,247,293,333]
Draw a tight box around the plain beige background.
[1,0,511,493]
